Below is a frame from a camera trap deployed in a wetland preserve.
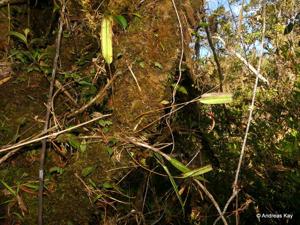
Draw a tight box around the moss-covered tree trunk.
[0,0,202,224]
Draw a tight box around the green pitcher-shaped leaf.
[101,16,113,64]
[199,92,233,104]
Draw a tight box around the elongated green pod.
[101,16,113,64]
[199,92,233,105]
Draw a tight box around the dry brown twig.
[164,0,184,154]
[75,172,131,207]
[38,2,66,223]
[0,114,111,154]
[66,73,118,118]
[170,0,184,105]
[0,123,61,164]
[0,148,20,164]
[127,64,142,92]
[54,79,78,106]
[194,179,228,225]
[135,95,202,133]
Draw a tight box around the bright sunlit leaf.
[101,16,113,64]
[199,92,233,104]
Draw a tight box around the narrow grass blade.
[0,180,16,196]
[182,165,213,178]
[157,158,185,216]
[168,156,190,173]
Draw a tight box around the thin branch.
[168,0,184,153]
[0,148,20,164]
[125,137,172,162]
[194,180,228,225]
[234,0,267,197]
[128,65,142,92]
[215,36,269,85]
[213,2,267,224]
[170,0,184,105]
[204,26,224,91]
[237,0,245,36]
[0,114,111,154]
[38,2,66,223]
[226,0,248,56]
[54,79,78,106]
[66,73,118,118]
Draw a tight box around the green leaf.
[93,194,103,202]
[198,22,209,28]
[182,165,213,178]
[105,147,113,156]
[132,13,142,18]
[78,80,93,86]
[102,182,113,189]
[0,180,16,196]
[49,166,64,175]
[12,212,23,221]
[68,136,81,150]
[114,15,128,29]
[80,140,87,153]
[103,127,110,133]
[168,157,190,173]
[98,119,113,127]
[157,159,185,216]
[199,92,233,104]
[8,31,28,47]
[101,16,113,64]
[81,166,96,177]
[22,183,39,191]
[88,178,97,188]
[172,84,188,95]
[154,62,163,69]
[57,133,81,150]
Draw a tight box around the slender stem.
[213,2,267,224]
[170,0,184,105]
[0,114,111,154]
[204,26,223,91]
[38,3,66,224]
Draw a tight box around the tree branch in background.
[205,23,224,91]
[215,36,269,85]
[237,0,245,36]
